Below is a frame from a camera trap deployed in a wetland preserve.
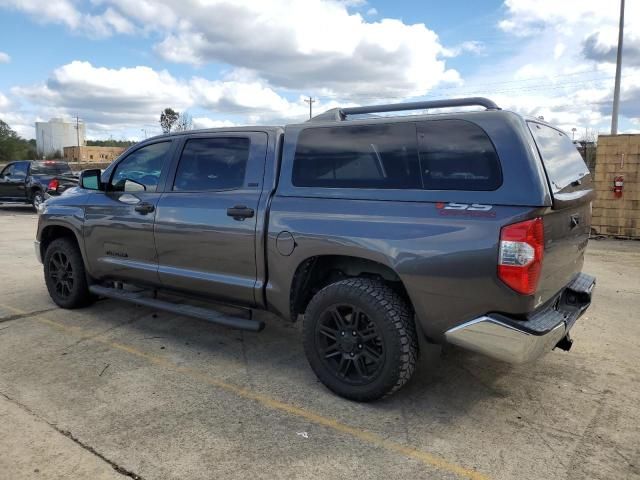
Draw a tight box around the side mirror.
[80,169,103,191]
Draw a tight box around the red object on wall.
[613,175,624,198]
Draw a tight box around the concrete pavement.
[0,206,638,480]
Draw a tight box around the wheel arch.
[40,224,85,266]
[29,185,44,201]
[289,254,414,322]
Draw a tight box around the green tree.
[160,108,179,134]
[0,119,37,162]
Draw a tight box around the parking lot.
[0,207,638,480]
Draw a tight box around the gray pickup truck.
[35,98,595,401]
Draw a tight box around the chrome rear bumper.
[445,316,567,363]
[445,273,595,364]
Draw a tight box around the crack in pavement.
[0,390,144,480]
[0,307,59,324]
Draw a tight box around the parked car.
[35,98,595,401]
[0,160,78,210]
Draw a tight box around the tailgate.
[528,121,594,305]
[56,175,79,193]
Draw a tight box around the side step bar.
[89,285,265,332]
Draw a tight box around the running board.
[89,285,265,332]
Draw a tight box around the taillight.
[498,217,544,295]
[48,178,59,191]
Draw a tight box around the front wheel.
[303,278,418,401]
[44,237,94,309]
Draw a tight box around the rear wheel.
[303,278,418,401]
[31,190,44,211]
[44,237,93,309]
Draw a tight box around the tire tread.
[303,278,418,401]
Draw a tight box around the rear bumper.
[444,273,596,364]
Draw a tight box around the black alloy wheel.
[315,304,385,385]
[48,250,74,299]
[303,278,418,401]
[44,237,94,309]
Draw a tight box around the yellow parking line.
[1,304,23,314]
[1,304,490,480]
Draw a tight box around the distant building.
[63,146,125,164]
[36,118,86,158]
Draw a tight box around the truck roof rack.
[308,97,500,122]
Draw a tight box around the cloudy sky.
[0,0,638,140]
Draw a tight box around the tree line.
[0,119,37,162]
[86,139,136,147]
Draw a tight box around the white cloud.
[149,1,458,97]
[14,0,639,138]
[0,92,9,109]
[12,61,193,130]
[499,0,634,35]
[475,0,640,133]
[9,61,342,138]
[442,40,485,58]
[0,0,459,99]
[0,51,10,63]
[0,95,35,138]
[0,0,135,38]
[190,77,302,117]
[191,118,236,129]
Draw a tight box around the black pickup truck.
[0,160,78,210]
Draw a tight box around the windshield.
[30,162,73,175]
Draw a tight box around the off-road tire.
[44,237,94,309]
[303,278,418,401]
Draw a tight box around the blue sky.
[0,0,638,140]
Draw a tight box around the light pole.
[611,0,625,135]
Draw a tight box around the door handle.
[227,205,254,220]
[134,202,155,214]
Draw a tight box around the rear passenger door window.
[292,123,421,189]
[173,137,250,191]
[417,120,502,191]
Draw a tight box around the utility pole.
[304,96,315,119]
[75,115,81,161]
[611,0,625,135]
